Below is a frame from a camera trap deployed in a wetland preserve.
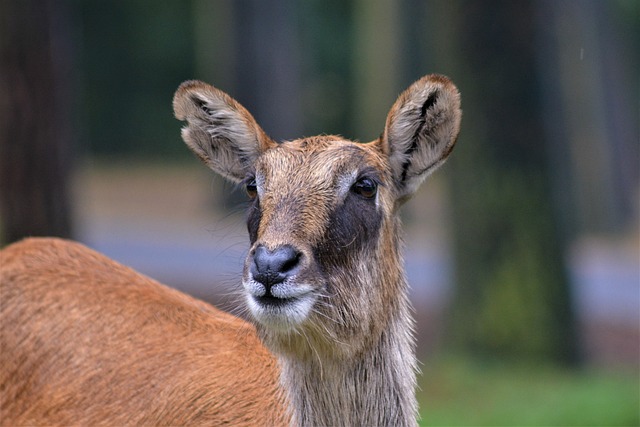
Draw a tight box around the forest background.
[1,1,638,425]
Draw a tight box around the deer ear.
[380,74,461,201]
[173,80,275,183]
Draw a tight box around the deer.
[0,74,461,426]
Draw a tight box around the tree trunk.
[430,0,579,364]
[0,0,75,244]
[232,0,302,142]
[352,0,402,142]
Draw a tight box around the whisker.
[299,328,323,379]
[309,306,342,326]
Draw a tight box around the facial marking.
[255,172,266,199]
[336,170,358,202]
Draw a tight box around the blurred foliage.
[418,358,639,426]
[73,0,360,158]
[298,0,355,137]
[73,0,195,159]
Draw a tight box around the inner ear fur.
[381,74,461,200]
[173,80,275,183]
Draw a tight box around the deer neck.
[279,298,417,427]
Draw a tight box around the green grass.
[418,357,639,426]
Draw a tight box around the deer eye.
[245,178,258,198]
[352,177,377,199]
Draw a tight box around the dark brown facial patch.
[315,185,383,269]
[246,196,262,245]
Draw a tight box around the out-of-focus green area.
[419,358,639,426]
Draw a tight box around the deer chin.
[243,278,317,331]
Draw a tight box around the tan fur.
[0,238,288,426]
[1,74,460,426]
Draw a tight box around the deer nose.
[250,245,301,292]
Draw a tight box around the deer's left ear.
[379,74,461,201]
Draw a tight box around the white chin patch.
[243,280,316,331]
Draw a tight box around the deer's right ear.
[173,80,275,183]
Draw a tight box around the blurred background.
[1,0,638,425]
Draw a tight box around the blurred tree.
[429,0,579,364]
[192,0,235,90]
[537,0,639,237]
[299,0,354,137]
[231,0,302,142]
[0,0,75,244]
[75,0,195,159]
[352,0,402,141]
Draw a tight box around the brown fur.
[1,74,461,426]
[0,238,288,426]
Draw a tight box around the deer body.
[1,74,461,426]
[0,238,288,426]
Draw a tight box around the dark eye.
[245,178,258,198]
[352,177,377,199]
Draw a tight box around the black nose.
[250,245,301,292]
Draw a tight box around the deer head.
[173,75,460,361]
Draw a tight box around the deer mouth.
[243,278,317,330]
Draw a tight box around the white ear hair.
[382,74,461,200]
[173,80,274,183]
